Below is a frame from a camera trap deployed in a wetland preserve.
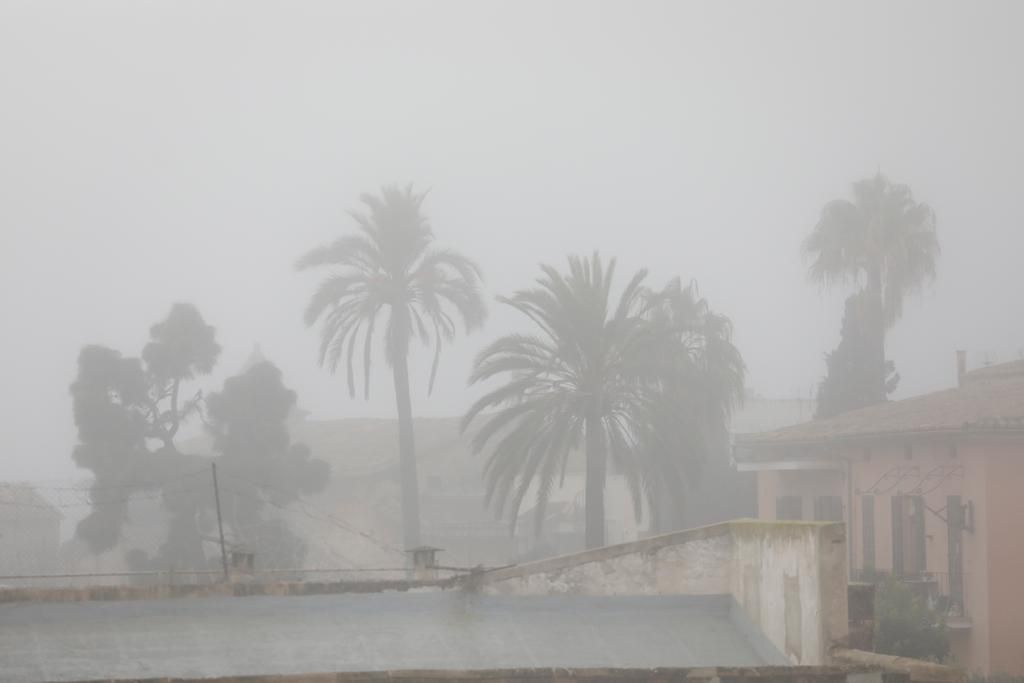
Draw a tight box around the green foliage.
[815,291,899,419]
[142,302,220,383]
[296,184,486,396]
[205,361,329,567]
[463,253,744,547]
[805,173,938,413]
[873,577,950,662]
[804,173,939,327]
[71,305,326,570]
[297,184,486,548]
[71,304,221,556]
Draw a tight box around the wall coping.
[66,665,891,683]
[474,519,841,585]
[0,577,457,605]
[1,520,843,605]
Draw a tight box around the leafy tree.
[71,304,326,570]
[804,173,938,406]
[462,253,743,549]
[297,184,486,548]
[72,304,220,561]
[142,302,220,448]
[205,361,330,568]
[815,291,901,418]
[71,345,153,552]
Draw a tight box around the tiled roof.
[735,361,1024,449]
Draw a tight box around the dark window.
[892,495,926,576]
[947,495,964,614]
[813,495,843,522]
[776,495,802,521]
[862,495,875,572]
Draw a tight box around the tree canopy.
[805,173,938,413]
[70,304,326,569]
[297,184,486,548]
[205,361,330,568]
[814,291,901,419]
[463,253,744,548]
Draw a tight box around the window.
[947,495,964,614]
[892,495,926,576]
[813,495,843,522]
[861,495,875,572]
[776,495,802,521]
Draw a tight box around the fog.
[2,0,1023,482]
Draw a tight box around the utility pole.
[211,463,230,583]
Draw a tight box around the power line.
[218,482,404,559]
[29,468,210,493]
[214,468,404,553]
[0,492,163,510]
[0,474,210,510]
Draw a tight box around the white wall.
[477,520,849,666]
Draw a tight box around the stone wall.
[475,520,849,666]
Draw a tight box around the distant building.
[272,395,817,568]
[735,357,1024,675]
[678,394,816,529]
[0,484,62,578]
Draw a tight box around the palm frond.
[299,185,485,399]
[465,253,744,540]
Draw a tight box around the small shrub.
[873,576,949,662]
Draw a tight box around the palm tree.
[804,173,939,403]
[297,184,486,548]
[462,253,743,549]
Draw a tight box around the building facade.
[735,359,1024,675]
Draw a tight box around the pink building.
[734,358,1024,675]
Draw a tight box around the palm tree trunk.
[391,353,422,549]
[584,410,606,549]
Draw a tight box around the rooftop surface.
[735,361,1024,449]
[0,591,779,681]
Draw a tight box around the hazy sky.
[2,0,1023,481]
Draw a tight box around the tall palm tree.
[804,173,939,402]
[297,184,486,548]
[462,253,743,549]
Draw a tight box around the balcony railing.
[852,569,970,625]
[924,571,968,620]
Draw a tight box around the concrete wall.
[730,522,848,666]
[476,520,849,666]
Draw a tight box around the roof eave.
[735,426,1024,459]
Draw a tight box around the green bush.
[873,576,949,662]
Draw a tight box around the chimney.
[956,350,967,387]
[408,546,442,581]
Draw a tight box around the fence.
[0,469,433,590]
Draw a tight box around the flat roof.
[1,592,781,681]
